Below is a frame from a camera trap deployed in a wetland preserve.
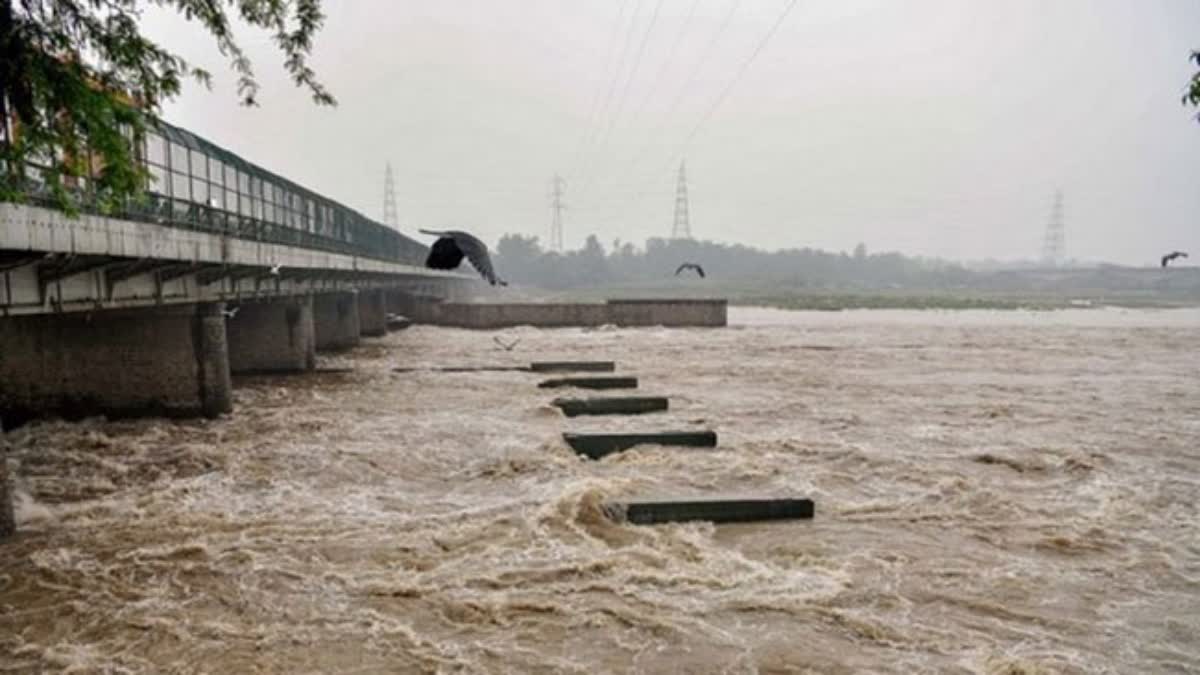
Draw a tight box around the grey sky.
[145,0,1200,264]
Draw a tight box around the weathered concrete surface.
[314,292,361,351]
[606,299,727,327]
[357,289,388,337]
[0,302,232,425]
[419,299,727,329]
[226,295,316,374]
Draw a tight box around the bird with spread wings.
[1161,251,1189,268]
[420,229,507,286]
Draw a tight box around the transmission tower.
[671,161,691,239]
[549,174,566,252]
[382,163,399,228]
[1041,190,1065,266]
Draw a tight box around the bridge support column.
[314,291,360,351]
[0,302,233,426]
[226,295,316,374]
[358,289,387,337]
[385,289,414,317]
[387,289,443,324]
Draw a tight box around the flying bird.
[269,263,282,276]
[1161,251,1188,268]
[419,229,507,286]
[493,336,521,352]
[675,262,706,278]
[221,306,240,319]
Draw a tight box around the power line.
[569,0,646,181]
[586,0,667,173]
[576,0,743,209]
[678,0,801,150]
[593,0,799,212]
[565,0,632,172]
[622,0,703,144]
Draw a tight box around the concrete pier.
[387,290,443,324]
[0,302,233,424]
[226,295,316,374]
[313,291,361,351]
[417,299,727,329]
[357,289,388,337]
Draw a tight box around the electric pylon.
[1041,190,1065,266]
[550,174,566,252]
[382,163,399,228]
[671,161,692,239]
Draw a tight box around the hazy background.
[143,0,1200,265]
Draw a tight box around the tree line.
[493,233,973,290]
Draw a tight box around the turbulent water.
[2,307,1199,673]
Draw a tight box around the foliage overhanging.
[0,0,334,211]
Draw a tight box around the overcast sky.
[144,0,1199,264]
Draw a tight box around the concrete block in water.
[606,498,814,525]
[530,361,616,373]
[392,366,529,373]
[552,396,668,417]
[234,367,354,377]
[538,376,638,390]
[563,430,716,459]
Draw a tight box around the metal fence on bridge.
[3,118,428,267]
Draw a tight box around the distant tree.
[576,234,611,285]
[494,233,542,284]
[1186,50,1200,122]
[0,0,335,210]
[490,231,968,290]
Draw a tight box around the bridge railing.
[2,118,428,267]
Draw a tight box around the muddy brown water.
[2,307,1198,673]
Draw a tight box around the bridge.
[0,118,475,428]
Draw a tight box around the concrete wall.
[358,289,387,337]
[0,303,232,425]
[606,299,727,327]
[313,291,361,351]
[418,299,727,329]
[226,295,316,374]
[436,303,611,329]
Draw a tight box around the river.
[2,307,1198,673]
